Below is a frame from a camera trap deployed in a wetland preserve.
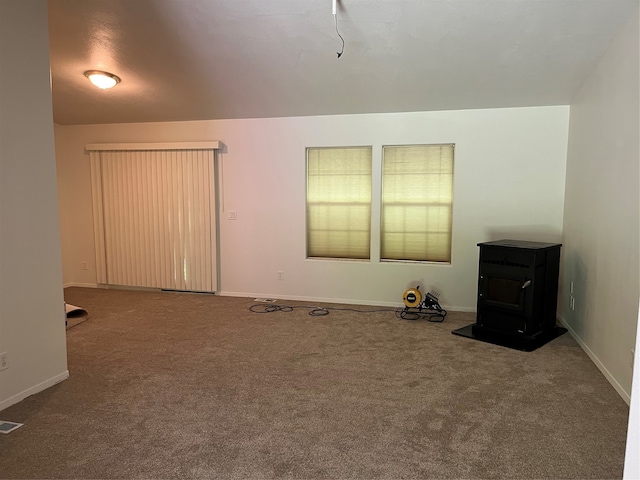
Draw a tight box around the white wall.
[56,106,569,310]
[0,0,68,410]
[625,302,640,478]
[561,9,639,404]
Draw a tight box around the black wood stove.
[453,239,566,351]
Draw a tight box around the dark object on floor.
[452,323,567,351]
[474,239,562,344]
[399,286,447,321]
[65,303,88,329]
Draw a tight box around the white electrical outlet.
[82,261,88,270]
[228,210,237,220]
[0,352,8,372]
[277,271,284,280]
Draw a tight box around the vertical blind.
[381,144,454,262]
[89,143,218,292]
[306,147,372,259]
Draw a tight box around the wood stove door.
[478,266,533,315]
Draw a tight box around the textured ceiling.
[48,0,639,125]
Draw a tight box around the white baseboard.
[0,370,69,412]
[217,290,475,312]
[64,282,98,289]
[558,315,630,405]
[444,306,476,313]
[218,290,401,307]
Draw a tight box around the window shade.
[306,147,372,259]
[381,144,454,262]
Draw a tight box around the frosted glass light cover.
[84,71,120,89]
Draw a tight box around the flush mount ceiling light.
[84,70,121,89]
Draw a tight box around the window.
[306,147,372,259]
[381,144,454,263]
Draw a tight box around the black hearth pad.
[451,324,567,352]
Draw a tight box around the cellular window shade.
[307,147,372,259]
[382,144,454,262]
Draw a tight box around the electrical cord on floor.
[250,304,328,316]
[395,307,447,322]
[249,303,446,322]
[249,303,398,317]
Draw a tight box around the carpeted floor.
[0,287,630,479]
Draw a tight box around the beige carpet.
[0,287,630,479]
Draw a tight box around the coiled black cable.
[249,304,329,316]
[394,307,447,322]
[249,303,446,321]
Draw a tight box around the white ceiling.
[48,0,639,125]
